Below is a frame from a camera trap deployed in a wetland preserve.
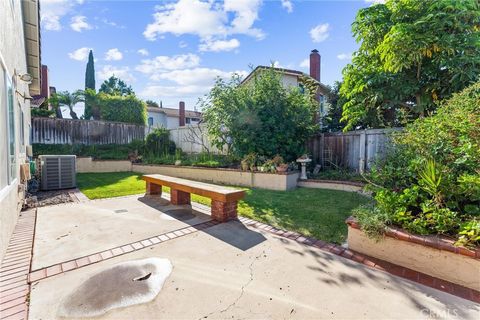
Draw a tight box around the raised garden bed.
[346,217,480,291]
[298,179,366,193]
[132,163,299,191]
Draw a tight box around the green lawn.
[77,172,370,243]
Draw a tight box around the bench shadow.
[137,195,266,251]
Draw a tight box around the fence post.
[358,130,366,174]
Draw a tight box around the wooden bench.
[142,174,246,222]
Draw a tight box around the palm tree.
[57,90,84,120]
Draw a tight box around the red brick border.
[346,217,480,259]
[28,219,220,283]
[238,216,480,303]
[0,210,36,320]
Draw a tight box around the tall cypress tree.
[84,50,96,119]
[85,50,95,90]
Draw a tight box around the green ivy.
[90,92,146,125]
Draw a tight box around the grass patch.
[77,172,370,243]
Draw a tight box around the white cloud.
[152,68,247,85]
[136,54,201,76]
[137,49,149,56]
[104,48,123,61]
[281,0,293,13]
[337,53,352,61]
[40,0,83,31]
[97,65,135,83]
[68,47,91,61]
[140,68,247,99]
[199,38,240,52]
[143,0,264,48]
[365,0,386,4]
[70,15,92,32]
[144,0,227,40]
[299,58,309,68]
[310,23,330,43]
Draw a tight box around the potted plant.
[241,153,257,172]
[272,155,288,173]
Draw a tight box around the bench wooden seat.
[142,174,245,222]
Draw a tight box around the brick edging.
[239,216,480,303]
[346,216,480,259]
[28,219,220,283]
[0,209,37,320]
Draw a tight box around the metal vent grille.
[40,155,76,190]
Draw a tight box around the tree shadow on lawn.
[276,235,478,319]
[239,188,371,244]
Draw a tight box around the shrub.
[357,81,480,247]
[33,141,144,160]
[201,68,317,162]
[144,128,176,157]
[31,108,55,118]
[92,92,147,125]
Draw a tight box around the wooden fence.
[307,128,402,173]
[32,117,145,145]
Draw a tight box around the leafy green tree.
[99,76,134,96]
[322,81,346,132]
[90,92,146,125]
[145,100,159,108]
[84,50,96,119]
[341,0,480,130]
[57,90,84,120]
[201,68,317,161]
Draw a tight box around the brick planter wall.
[346,217,480,291]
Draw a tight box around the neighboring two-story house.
[0,0,40,260]
[146,101,202,133]
[240,49,330,120]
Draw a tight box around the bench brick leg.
[146,182,162,195]
[171,189,191,205]
[211,200,238,222]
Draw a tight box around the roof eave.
[22,0,41,96]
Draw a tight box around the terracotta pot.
[276,164,288,173]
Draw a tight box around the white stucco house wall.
[0,0,40,260]
[146,102,202,134]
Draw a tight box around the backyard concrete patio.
[27,195,479,319]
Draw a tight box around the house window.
[0,65,7,189]
[299,83,305,94]
[7,76,16,183]
[20,107,25,148]
[185,118,191,124]
[319,95,325,114]
[148,117,153,126]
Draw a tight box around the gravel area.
[25,189,76,208]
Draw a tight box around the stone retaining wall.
[133,164,299,191]
[75,158,299,191]
[346,217,480,291]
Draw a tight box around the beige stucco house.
[0,0,40,260]
[146,101,202,133]
[240,49,330,121]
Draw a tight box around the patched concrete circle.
[57,258,172,318]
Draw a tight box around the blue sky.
[40,0,377,113]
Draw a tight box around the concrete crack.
[198,250,266,319]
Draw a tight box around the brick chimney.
[40,65,50,98]
[309,49,320,82]
[179,101,185,127]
